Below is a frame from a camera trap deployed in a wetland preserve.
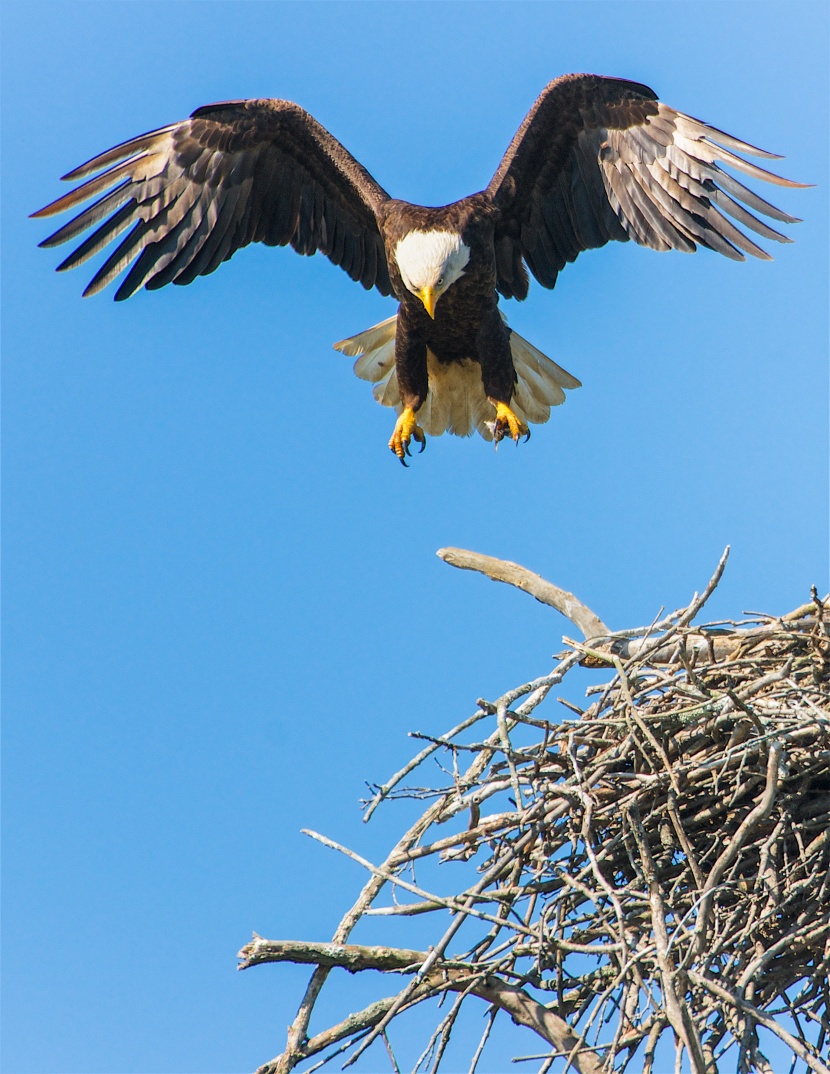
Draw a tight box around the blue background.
[3,2,827,1071]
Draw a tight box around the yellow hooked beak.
[418,286,437,319]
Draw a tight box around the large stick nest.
[240,552,830,1074]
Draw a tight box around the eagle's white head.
[395,230,471,318]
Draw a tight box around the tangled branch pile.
[240,550,830,1074]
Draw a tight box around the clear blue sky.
[3,3,827,1072]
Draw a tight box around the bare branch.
[238,937,427,973]
[242,938,604,1074]
[436,547,610,639]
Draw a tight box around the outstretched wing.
[488,74,805,299]
[33,99,393,299]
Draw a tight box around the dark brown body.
[379,195,517,412]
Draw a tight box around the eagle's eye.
[437,275,445,286]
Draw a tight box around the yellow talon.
[490,400,530,445]
[388,407,426,465]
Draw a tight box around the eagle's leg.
[478,308,530,445]
[488,399,530,444]
[389,408,425,463]
[389,314,428,465]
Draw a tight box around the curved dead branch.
[436,547,611,639]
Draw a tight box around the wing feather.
[39,180,135,250]
[571,130,625,245]
[626,164,697,253]
[133,191,210,292]
[58,126,179,181]
[55,202,137,272]
[173,182,245,284]
[111,175,208,297]
[707,187,791,243]
[34,99,393,298]
[159,193,220,289]
[84,221,150,297]
[488,74,804,296]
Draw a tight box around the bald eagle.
[33,73,803,463]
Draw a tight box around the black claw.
[524,427,531,443]
[399,454,409,468]
[417,437,426,454]
[404,441,411,457]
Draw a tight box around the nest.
[240,551,830,1074]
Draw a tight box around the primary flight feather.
[33,73,804,463]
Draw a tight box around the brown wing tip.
[81,277,107,299]
[771,178,814,191]
[60,166,87,182]
[30,202,59,220]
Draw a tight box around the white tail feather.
[333,313,580,441]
